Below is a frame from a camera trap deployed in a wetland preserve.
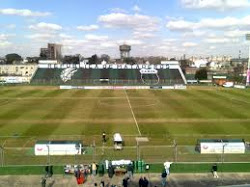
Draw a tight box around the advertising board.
[35,141,82,156]
[200,142,245,154]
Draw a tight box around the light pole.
[135,137,149,161]
[75,144,80,165]
[0,145,4,167]
[136,140,140,160]
[221,140,227,177]
[46,144,50,166]
[245,34,250,86]
[247,47,250,86]
[221,143,226,163]
[173,140,177,162]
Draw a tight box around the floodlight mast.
[246,34,250,86]
[247,47,250,86]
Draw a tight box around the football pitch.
[0,86,250,164]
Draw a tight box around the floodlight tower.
[120,44,131,59]
[246,34,250,86]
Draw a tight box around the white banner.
[59,85,151,90]
[200,142,245,154]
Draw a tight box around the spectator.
[100,180,105,187]
[139,176,144,187]
[143,177,149,187]
[127,163,134,179]
[212,164,219,178]
[108,165,114,178]
[161,170,167,187]
[102,132,106,142]
[41,177,46,187]
[164,162,172,176]
[122,177,129,187]
[92,162,97,176]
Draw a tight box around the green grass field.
[0,86,250,164]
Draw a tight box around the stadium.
[0,59,250,168]
[2,0,250,185]
[1,51,250,187]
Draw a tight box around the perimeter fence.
[1,135,250,166]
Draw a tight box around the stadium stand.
[31,63,186,86]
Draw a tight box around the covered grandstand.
[31,62,187,87]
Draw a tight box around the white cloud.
[163,38,178,42]
[166,15,250,31]
[0,41,11,47]
[100,42,117,48]
[224,29,249,38]
[61,39,87,46]
[158,46,170,50]
[5,24,16,29]
[181,0,250,10]
[198,17,239,29]
[59,33,73,39]
[0,34,9,41]
[85,34,108,41]
[203,37,240,44]
[132,5,141,12]
[182,42,198,47]
[98,13,159,32]
[0,34,12,48]
[133,31,155,39]
[77,25,99,31]
[0,8,51,17]
[110,8,128,13]
[0,33,15,40]
[162,39,178,46]
[29,22,62,32]
[166,20,195,31]
[182,30,207,37]
[117,39,143,45]
[26,33,55,40]
[209,46,216,49]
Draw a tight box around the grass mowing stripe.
[169,90,220,119]
[86,90,115,135]
[190,90,248,119]
[124,90,141,136]
[153,90,203,118]
[130,90,162,119]
[174,90,235,119]
[22,96,84,136]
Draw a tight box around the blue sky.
[0,0,250,58]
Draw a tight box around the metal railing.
[1,135,250,166]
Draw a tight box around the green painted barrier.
[1,163,250,175]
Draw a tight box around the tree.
[5,53,22,64]
[100,54,110,62]
[123,57,136,65]
[26,57,39,64]
[63,55,80,64]
[195,68,207,80]
[89,54,99,64]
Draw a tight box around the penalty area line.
[124,90,142,136]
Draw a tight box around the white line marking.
[124,90,142,136]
